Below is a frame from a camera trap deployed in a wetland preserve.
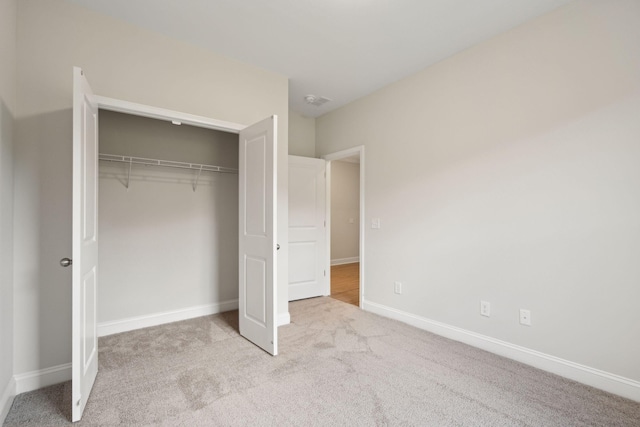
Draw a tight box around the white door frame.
[322,146,365,308]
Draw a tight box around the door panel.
[245,140,266,235]
[239,116,277,355]
[245,256,267,323]
[72,67,99,422]
[288,156,327,301]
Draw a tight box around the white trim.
[331,257,360,266]
[95,96,245,133]
[322,146,365,309]
[1,377,16,424]
[362,299,640,402]
[11,301,282,398]
[98,300,239,337]
[14,363,72,395]
[322,146,364,162]
[278,312,291,326]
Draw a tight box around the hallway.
[330,263,359,306]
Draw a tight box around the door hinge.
[324,270,326,277]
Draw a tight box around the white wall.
[0,0,17,420]
[288,109,315,157]
[14,0,288,380]
[316,0,640,387]
[330,161,360,263]
[98,111,239,324]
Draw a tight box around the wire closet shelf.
[98,153,238,191]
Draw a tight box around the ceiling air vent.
[304,95,331,107]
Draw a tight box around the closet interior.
[97,110,239,332]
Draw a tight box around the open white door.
[71,67,99,422]
[288,156,327,301]
[239,116,278,355]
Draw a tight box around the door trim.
[322,146,365,309]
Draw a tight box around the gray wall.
[98,111,239,323]
[330,161,360,263]
[0,0,16,420]
[13,0,288,379]
[288,110,316,157]
[316,0,640,383]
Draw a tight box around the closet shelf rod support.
[193,165,203,192]
[126,157,132,190]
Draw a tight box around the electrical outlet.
[394,281,402,294]
[371,218,381,229]
[519,309,531,326]
[480,301,490,317]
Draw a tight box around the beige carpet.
[4,297,640,426]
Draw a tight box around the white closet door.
[239,116,278,355]
[72,66,99,422]
[288,155,327,301]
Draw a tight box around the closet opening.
[97,110,240,336]
[71,68,278,421]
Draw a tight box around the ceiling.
[67,0,572,118]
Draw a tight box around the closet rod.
[98,153,238,174]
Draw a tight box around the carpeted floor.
[4,297,640,426]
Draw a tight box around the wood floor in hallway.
[330,262,359,306]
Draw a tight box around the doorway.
[323,146,365,308]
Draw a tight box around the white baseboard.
[98,300,239,337]
[14,363,71,395]
[1,377,16,424]
[362,299,640,402]
[11,303,288,399]
[330,257,359,266]
[278,312,291,326]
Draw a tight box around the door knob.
[277,244,280,251]
[60,258,72,267]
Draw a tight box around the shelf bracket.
[126,157,133,190]
[193,165,203,192]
